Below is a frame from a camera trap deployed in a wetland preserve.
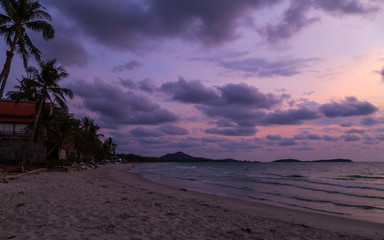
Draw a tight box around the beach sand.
[1,164,383,240]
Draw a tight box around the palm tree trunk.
[0,33,19,99]
[20,95,45,171]
[31,94,46,142]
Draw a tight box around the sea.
[133,162,384,224]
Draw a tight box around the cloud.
[314,0,377,14]
[345,128,366,134]
[259,0,377,43]
[33,21,90,67]
[67,79,178,127]
[44,0,280,50]
[266,134,299,146]
[161,77,219,104]
[341,134,361,142]
[113,60,143,72]
[218,83,285,108]
[380,67,384,81]
[323,135,339,142]
[259,0,316,43]
[361,116,384,126]
[319,97,378,117]
[158,124,189,135]
[218,57,314,77]
[162,79,287,133]
[263,107,321,125]
[205,126,257,136]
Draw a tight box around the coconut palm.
[6,74,40,101]
[45,108,81,158]
[0,0,54,99]
[103,137,118,156]
[79,117,103,153]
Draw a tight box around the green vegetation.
[0,0,54,98]
[1,1,118,169]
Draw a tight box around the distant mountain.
[312,159,352,163]
[273,159,302,163]
[273,158,352,163]
[160,151,245,162]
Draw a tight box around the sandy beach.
[1,164,383,240]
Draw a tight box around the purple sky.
[2,0,384,161]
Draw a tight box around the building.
[0,100,40,163]
[0,100,35,137]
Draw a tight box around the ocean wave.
[247,174,384,192]
[293,197,384,211]
[201,180,252,191]
[346,175,384,180]
[257,181,384,200]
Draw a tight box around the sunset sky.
[2,0,384,162]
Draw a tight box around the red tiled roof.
[0,100,36,123]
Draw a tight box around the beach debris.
[16,203,24,207]
[2,177,8,183]
[7,236,16,239]
[105,224,115,232]
[18,191,24,195]
[180,188,187,192]
[38,224,47,228]
[242,227,252,233]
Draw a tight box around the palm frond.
[25,20,54,40]
[0,13,11,24]
[22,32,41,60]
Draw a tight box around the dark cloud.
[33,21,90,67]
[341,134,361,142]
[266,135,283,141]
[259,0,377,43]
[266,135,298,146]
[306,134,322,140]
[319,97,378,118]
[138,79,156,93]
[323,135,339,142]
[340,122,353,127]
[264,107,321,125]
[113,60,143,72]
[218,57,314,77]
[205,126,257,136]
[161,78,219,104]
[345,128,366,134]
[67,79,178,126]
[43,0,280,49]
[119,78,156,93]
[161,79,324,137]
[380,67,384,81]
[361,116,384,126]
[158,124,189,135]
[314,0,377,14]
[218,83,285,108]
[259,0,315,43]
[119,78,136,89]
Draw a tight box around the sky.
[2,0,384,162]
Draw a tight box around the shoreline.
[1,164,383,239]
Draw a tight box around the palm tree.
[78,116,103,161]
[21,59,73,141]
[11,59,72,170]
[6,74,40,101]
[103,137,118,155]
[45,108,81,158]
[0,0,54,99]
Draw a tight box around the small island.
[273,159,353,163]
